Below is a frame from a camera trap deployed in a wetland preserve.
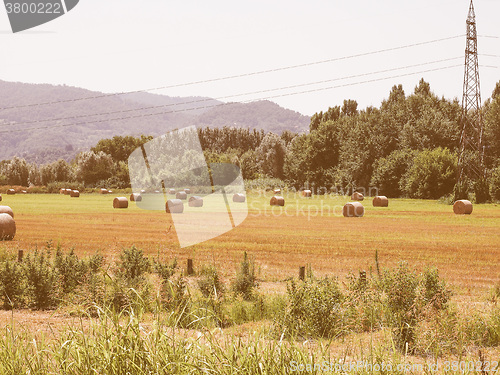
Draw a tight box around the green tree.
[402,147,457,199]
[371,149,416,197]
[256,132,286,179]
[91,135,153,163]
[75,151,114,186]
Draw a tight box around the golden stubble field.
[1,192,499,296]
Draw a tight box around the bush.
[0,260,25,309]
[279,277,345,339]
[23,250,60,309]
[54,248,88,294]
[380,262,420,351]
[197,265,225,299]
[231,252,258,300]
[116,246,150,284]
[402,147,457,199]
[152,257,177,281]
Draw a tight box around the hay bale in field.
[113,197,129,209]
[274,188,281,194]
[166,199,184,213]
[140,189,146,194]
[302,189,312,197]
[188,196,203,207]
[59,188,66,194]
[373,196,389,207]
[168,189,176,195]
[176,191,187,200]
[343,202,364,217]
[64,189,72,195]
[184,188,191,194]
[21,190,27,194]
[100,188,108,194]
[7,189,15,195]
[233,193,246,203]
[270,196,285,206]
[351,192,364,201]
[70,190,80,198]
[154,190,161,194]
[453,200,473,215]
[0,213,16,241]
[130,193,142,202]
[0,206,14,218]
[108,190,113,194]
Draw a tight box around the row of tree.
[0,79,499,200]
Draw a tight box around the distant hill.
[0,80,310,163]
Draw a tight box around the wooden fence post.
[187,259,194,276]
[299,266,305,281]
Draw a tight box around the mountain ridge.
[0,80,310,164]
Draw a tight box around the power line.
[0,56,463,128]
[0,64,462,134]
[0,34,464,112]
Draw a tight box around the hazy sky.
[0,0,499,116]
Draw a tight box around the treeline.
[1,79,499,200]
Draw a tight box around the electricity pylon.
[455,0,488,202]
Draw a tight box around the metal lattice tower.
[456,0,486,200]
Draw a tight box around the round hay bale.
[270,196,285,206]
[166,199,184,213]
[176,191,187,200]
[274,188,281,194]
[0,213,16,241]
[343,202,364,217]
[108,190,113,194]
[453,200,473,215]
[140,189,147,194]
[64,189,72,195]
[59,188,66,194]
[188,196,203,207]
[0,206,14,218]
[233,193,246,203]
[168,189,176,195]
[373,196,389,207]
[21,190,27,194]
[130,193,142,202]
[7,189,15,195]
[184,188,191,194]
[113,197,129,209]
[302,189,312,197]
[100,188,108,194]
[70,190,80,198]
[154,190,161,194]
[351,192,364,201]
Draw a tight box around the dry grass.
[0,192,498,297]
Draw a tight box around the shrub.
[23,250,60,309]
[152,257,177,281]
[231,252,258,300]
[279,277,345,339]
[380,262,420,351]
[197,265,225,299]
[421,267,452,311]
[0,260,25,309]
[116,246,150,284]
[54,248,88,294]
